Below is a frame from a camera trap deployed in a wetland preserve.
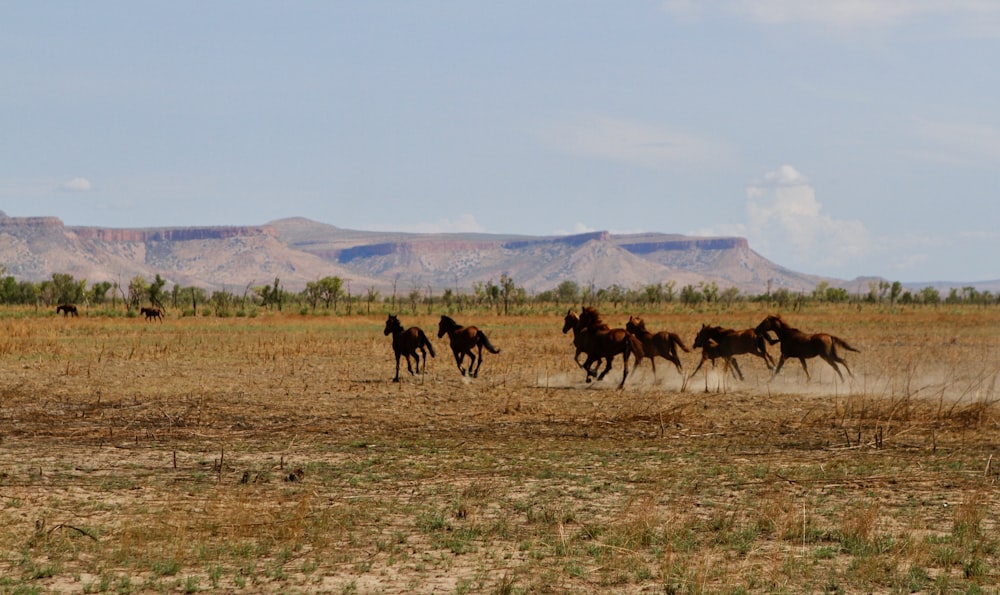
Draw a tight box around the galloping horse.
[437,315,500,378]
[755,315,859,382]
[384,314,435,382]
[56,304,78,317]
[140,306,163,322]
[562,310,602,372]
[688,324,774,387]
[572,307,644,389]
[624,316,688,377]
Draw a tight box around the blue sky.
[2,2,999,283]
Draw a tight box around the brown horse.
[56,304,78,317]
[573,307,644,389]
[562,310,603,373]
[755,315,859,382]
[140,306,163,322]
[688,324,774,386]
[625,316,689,377]
[437,315,500,378]
[384,314,435,382]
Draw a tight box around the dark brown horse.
[562,310,602,373]
[625,316,689,377]
[384,314,435,382]
[140,306,163,322]
[56,304,78,317]
[688,324,774,386]
[572,307,644,389]
[755,315,859,382]
[437,315,500,378]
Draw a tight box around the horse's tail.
[670,332,690,353]
[832,336,859,353]
[419,330,436,358]
[477,330,500,354]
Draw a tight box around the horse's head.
[693,324,710,348]
[755,315,781,336]
[437,315,456,338]
[625,316,646,334]
[384,314,401,336]
[562,310,579,334]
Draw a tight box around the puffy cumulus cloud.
[540,113,733,171]
[742,165,873,271]
[59,177,95,192]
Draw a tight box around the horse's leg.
[823,356,846,382]
[830,349,855,379]
[687,355,707,381]
[771,356,787,379]
[393,352,402,382]
[728,358,744,381]
[472,346,483,378]
[597,356,613,381]
[798,358,811,381]
[618,352,629,389]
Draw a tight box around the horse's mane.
[629,317,648,331]
[440,315,458,328]
[580,306,604,328]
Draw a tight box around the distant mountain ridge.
[2,211,981,295]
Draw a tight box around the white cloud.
[661,0,1000,33]
[540,113,732,170]
[59,177,95,192]
[367,213,486,234]
[702,165,874,272]
[554,222,598,236]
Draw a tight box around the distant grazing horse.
[572,307,644,389]
[384,314,435,382]
[437,315,500,378]
[56,304,78,317]
[140,307,163,322]
[688,324,774,390]
[755,315,859,382]
[625,315,689,377]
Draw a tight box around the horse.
[140,306,163,322]
[572,307,644,389]
[56,304,78,317]
[384,314,435,382]
[562,310,602,373]
[437,315,500,378]
[624,315,689,377]
[688,324,774,389]
[755,314,859,382]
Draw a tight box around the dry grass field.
[1,304,998,594]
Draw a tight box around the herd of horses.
[55,304,163,321]
[385,308,860,389]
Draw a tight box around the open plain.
[1,305,998,593]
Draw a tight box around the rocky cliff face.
[71,225,278,243]
[0,213,833,293]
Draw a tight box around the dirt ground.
[1,307,998,593]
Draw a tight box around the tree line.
[1,270,995,316]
